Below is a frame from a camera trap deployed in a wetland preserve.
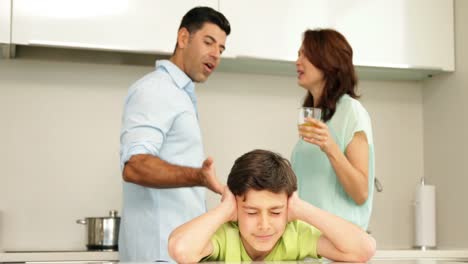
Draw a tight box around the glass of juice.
[298,107,322,126]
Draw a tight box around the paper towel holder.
[413,177,436,250]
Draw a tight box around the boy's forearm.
[296,200,373,255]
[168,204,230,262]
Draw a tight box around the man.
[119,6,231,262]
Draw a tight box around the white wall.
[422,0,468,248]
[0,59,136,250]
[362,81,424,248]
[0,54,424,250]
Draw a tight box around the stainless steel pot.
[76,210,120,251]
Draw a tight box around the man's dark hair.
[179,6,231,35]
[227,150,297,198]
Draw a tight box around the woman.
[291,29,375,230]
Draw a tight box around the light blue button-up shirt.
[119,60,206,262]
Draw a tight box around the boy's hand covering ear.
[287,192,302,222]
[221,186,238,222]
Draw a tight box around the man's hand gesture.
[199,156,223,194]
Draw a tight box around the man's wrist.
[194,168,205,187]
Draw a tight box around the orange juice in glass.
[298,107,322,127]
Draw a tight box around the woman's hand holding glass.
[298,116,335,154]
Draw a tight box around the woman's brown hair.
[302,29,359,122]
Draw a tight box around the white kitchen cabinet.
[331,0,454,71]
[0,0,11,44]
[220,0,328,61]
[11,0,217,53]
[220,0,454,71]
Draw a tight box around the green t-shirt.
[291,94,375,230]
[202,220,321,261]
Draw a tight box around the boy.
[168,149,376,262]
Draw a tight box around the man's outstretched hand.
[199,156,224,194]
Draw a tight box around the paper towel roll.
[414,184,436,248]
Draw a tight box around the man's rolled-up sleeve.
[120,83,176,171]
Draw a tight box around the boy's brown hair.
[227,149,297,198]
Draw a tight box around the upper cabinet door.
[220,0,329,61]
[221,0,454,71]
[330,0,454,71]
[0,0,11,43]
[11,0,218,53]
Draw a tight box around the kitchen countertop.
[374,249,468,260]
[0,259,466,264]
[1,249,468,263]
[0,250,119,262]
